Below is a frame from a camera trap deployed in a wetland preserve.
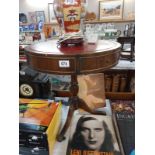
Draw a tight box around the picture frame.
[48,3,57,23]
[35,11,45,23]
[28,12,37,23]
[82,0,88,4]
[99,0,124,20]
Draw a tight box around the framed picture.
[82,0,88,4]
[28,12,37,23]
[99,0,124,20]
[48,3,57,23]
[35,11,45,23]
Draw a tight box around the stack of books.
[19,98,135,155]
[104,73,128,92]
[19,98,62,155]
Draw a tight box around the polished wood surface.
[84,19,135,24]
[25,40,121,75]
[25,39,121,141]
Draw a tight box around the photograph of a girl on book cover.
[67,115,121,155]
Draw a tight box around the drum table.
[25,39,121,141]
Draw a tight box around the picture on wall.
[48,3,57,23]
[99,0,124,20]
[35,11,45,23]
[28,12,37,23]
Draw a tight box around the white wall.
[19,0,135,22]
[123,0,135,19]
[19,0,54,23]
[87,0,135,19]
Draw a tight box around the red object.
[53,0,85,31]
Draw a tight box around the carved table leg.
[57,74,79,142]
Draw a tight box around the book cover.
[19,98,62,155]
[78,99,112,116]
[130,77,135,93]
[111,100,135,113]
[119,76,127,92]
[112,74,120,92]
[105,75,112,92]
[67,114,121,155]
[111,100,135,155]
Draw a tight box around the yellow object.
[19,98,62,155]
[43,24,52,39]
[46,102,62,155]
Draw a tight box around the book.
[78,99,112,116]
[113,113,135,155]
[105,75,112,92]
[111,100,135,155]
[112,74,120,92]
[130,76,135,93]
[52,105,70,155]
[119,76,127,92]
[67,113,121,155]
[111,100,135,113]
[19,98,62,155]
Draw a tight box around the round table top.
[25,39,121,74]
[25,39,121,56]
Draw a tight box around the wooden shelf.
[52,90,135,100]
[19,30,41,33]
[105,92,135,100]
[19,59,27,63]
[52,68,135,100]
[19,22,58,26]
[84,19,135,24]
[53,90,71,97]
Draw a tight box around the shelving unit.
[19,23,43,68]
[51,60,135,100]
[52,71,135,100]
[104,69,135,100]
[19,22,58,26]
[84,19,135,24]
[102,60,135,100]
[19,30,41,33]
